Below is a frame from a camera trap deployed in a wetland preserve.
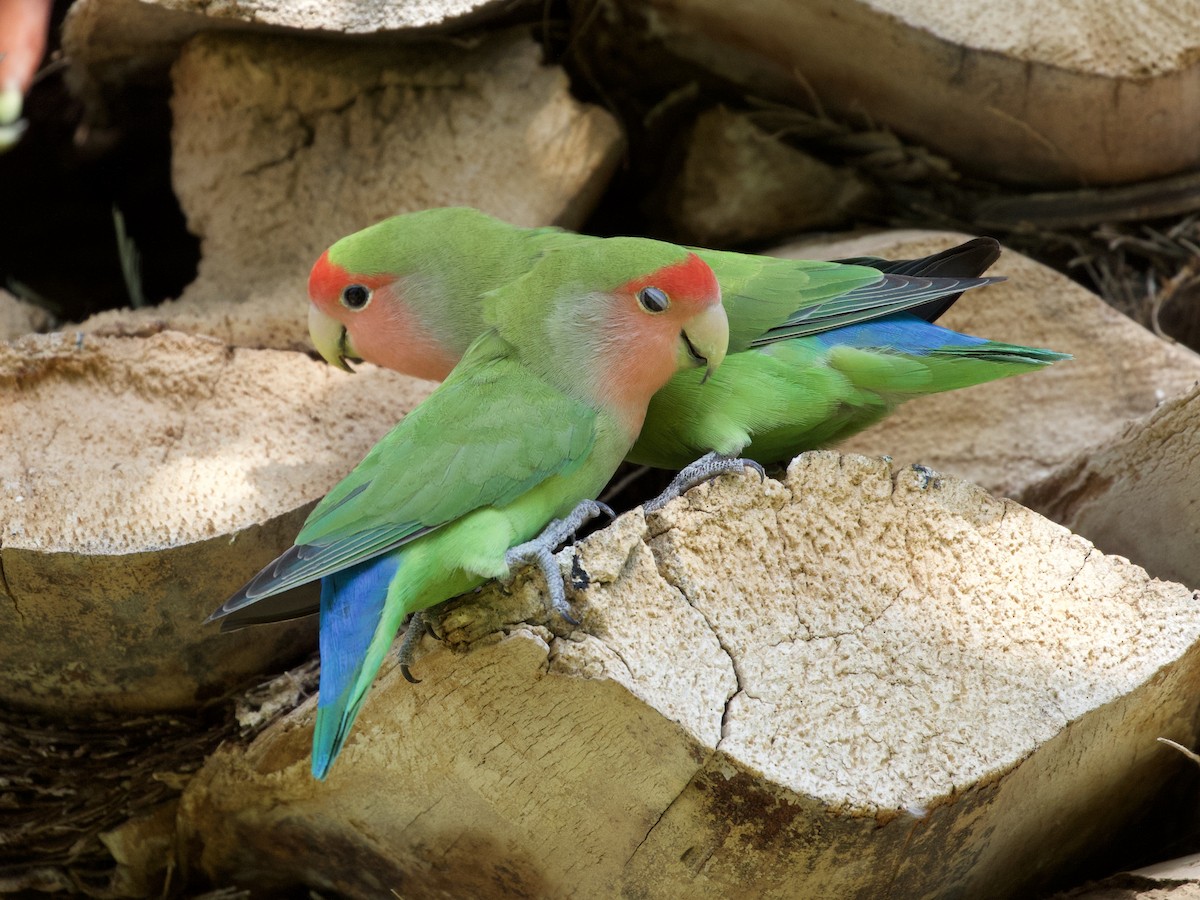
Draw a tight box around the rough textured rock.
[784,230,1200,498]
[661,106,873,246]
[1059,881,1200,900]
[79,29,623,349]
[75,0,517,37]
[0,330,432,712]
[1021,384,1200,591]
[624,0,1200,185]
[1128,853,1200,883]
[1055,853,1200,899]
[63,0,530,104]
[0,288,50,339]
[98,800,178,898]
[177,453,1200,898]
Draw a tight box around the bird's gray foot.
[503,499,614,625]
[643,451,766,513]
[910,464,941,489]
[397,610,432,684]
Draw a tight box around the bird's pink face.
[620,252,723,338]
[590,252,728,421]
[306,250,459,380]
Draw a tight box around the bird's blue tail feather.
[813,314,986,354]
[312,553,401,780]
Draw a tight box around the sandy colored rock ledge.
[63,0,529,108]
[79,29,623,350]
[0,330,432,713]
[73,0,517,41]
[619,0,1200,185]
[1057,879,1200,900]
[661,106,874,247]
[779,230,1200,499]
[177,453,1200,898]
[1021,384,1200,591]
[1054,851,1200,899]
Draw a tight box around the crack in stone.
[1067,547,1094,586]
[237,105,319,178]
[800,589,904,646]
[594,631,637,682]
[399,795,446,834]
[235,70,474,180]
[582,505,747,745]
[623,766,703,870]
[665,573,743,745]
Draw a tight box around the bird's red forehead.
[308,250,394,302]
[621,252,720,304]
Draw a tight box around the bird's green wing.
[694,248,998,351]
[694,249,881,351]
[213,330,597,617]
[752,272,999,346]
[301,336,596,542]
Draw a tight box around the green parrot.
[306,207,1067,480]
[209,238,728,779]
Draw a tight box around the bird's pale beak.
[308,304,356,372]
[0,84,28,152]
[681,303,729,383]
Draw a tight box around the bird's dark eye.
[637,286,670,313]
[341,284,372,310]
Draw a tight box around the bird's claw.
[504,542,578,625]
[397,610,430,684]
[643,451,765,513]
[503,499,613,625]
[910,464,941,490]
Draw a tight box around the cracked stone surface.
[789,231,1200,499]
[0,330,430,712]
[625,0,1200,184]
[79,29,623,350]
[177,452,1200,898]
[63,0,532,109]
[70,0,518,40]
[1060,884,1200,900]
[1021,383,1200,592]
[1052,851,1200,899]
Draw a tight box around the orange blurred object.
[0,0,52,93]
[0,0,52,145]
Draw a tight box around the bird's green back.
[692,249,882,350]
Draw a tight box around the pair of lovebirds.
[209,207,1067,779]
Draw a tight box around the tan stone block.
[1022,384,1200,591]
[0,330,432,712]
[621,0,1200,185]
[663,106,874,247]
[176,454,1200,898]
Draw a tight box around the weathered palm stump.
[178,453,1200,898]
[0,330,427,713]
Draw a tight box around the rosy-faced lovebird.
[308,207,1067,473]
[208,238,728,779]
